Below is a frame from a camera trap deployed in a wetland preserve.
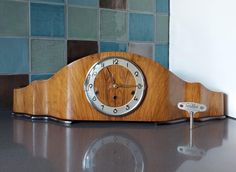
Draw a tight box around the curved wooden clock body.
[13,52,225,122]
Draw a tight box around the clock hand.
[109,83,142,89]
[106,67,116,84]
[115,83,138,88]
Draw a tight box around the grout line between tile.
[28,0,32,77]
[0,36,28,39]
[98,5,101,52]
[30,36,65,40]
[68,4,97,9]
[65,0,68,64]
[154,1,157,61]
[30,1,65,6]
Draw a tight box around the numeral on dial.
[126,105,130,110]
[100,63,105,68]
[134,71,139,77]
[113,109,118,113]
[134,96,138,101]
[138,84,143,89]
[89,84,93,89]
[92,96,97,101]
[101,104,104,110]
[113,59,119,64]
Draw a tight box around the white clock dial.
[84,56,146,116]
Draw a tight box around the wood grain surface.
[13,52,225,122]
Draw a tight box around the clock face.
[84,56,146,116]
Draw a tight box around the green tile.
[31,39,66,73]
[68,7,98,40]
[156,14,169,43]
[100,10,127,42]
[0,1,28,36]
[128,0,155,12]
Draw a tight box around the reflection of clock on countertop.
[13,52,225,122]
[82,134,144,172]
[13,118,227,172]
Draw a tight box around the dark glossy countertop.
[1,110,236,172]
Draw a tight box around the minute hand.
[116,83,142,88]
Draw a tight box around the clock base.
[12,112,226,125]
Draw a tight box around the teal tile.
[30,74,53,82]
[155,44,169,68]
[68,0,98,7]
[156,0,169,13]
[129,13,154,41]
[156,14,169,43]
[100,42,127,52]
[0,38,29,74]
[128,42,153,59]
[100,10,127,42]
[31,39,66,73]
[128,0,155,12]
[31,3,65,37]
[0,1,28,36]
[68,7,98,40]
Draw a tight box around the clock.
[13,52,225,122]
[84,56,146,116]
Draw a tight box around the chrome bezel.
[84,56,146,116]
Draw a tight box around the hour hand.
[106,67,115,84]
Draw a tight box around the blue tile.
[68,0,98,7]
[31,3,65,37]
[31,0,64,3]
[100,42,127,52]
[156,0,169,13]
[0,38,29,74]
[155,44,169,68]
[129,13,154,42]
[30,74,53,82]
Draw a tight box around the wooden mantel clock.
[13,52,225,123]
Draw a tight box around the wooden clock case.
[13,52,225,122]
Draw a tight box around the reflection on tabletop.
[13,117,227,172]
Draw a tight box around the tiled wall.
[0,0,169,109]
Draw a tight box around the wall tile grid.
[0,0,169,109]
